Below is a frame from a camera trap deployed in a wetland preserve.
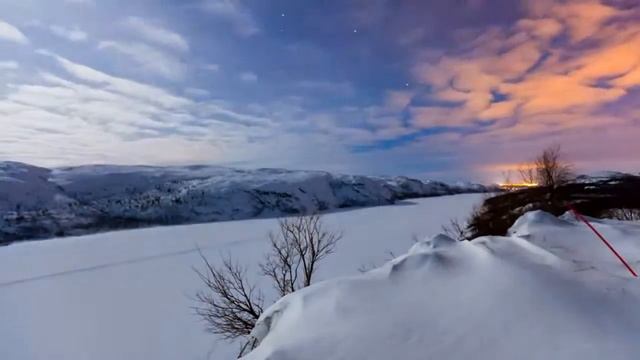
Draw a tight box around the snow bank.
[0,162,489,243]
[243,211,640,360]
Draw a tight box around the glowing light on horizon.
[497,182,540,190]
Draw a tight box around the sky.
[0,0,639,182]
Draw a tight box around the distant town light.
[497,182,539,191]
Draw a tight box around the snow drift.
[242,211,640,360]
[0,161,490,243]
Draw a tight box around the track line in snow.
[0,246,208,288]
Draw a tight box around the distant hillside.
[0,162,492,243]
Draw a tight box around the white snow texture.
[244,211,640,360]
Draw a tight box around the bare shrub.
[604,208,640,221]
[514,145,573,187]
[357,250,398,273]
[194,213,341,355]
[533,145,574,187]
[193,251,264,340]
[501,170,513,185]
[261,214,342,296]
[465,204,491,239]
[518,164,536,184]
[441,218,470,241]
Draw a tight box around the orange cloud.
[613,66,640,89]
[554,1,619,42]
[478,100,519,120]
[500,73,627,115]
[571,36,640,82]
[409,0,640,129]
[515,18,563,40]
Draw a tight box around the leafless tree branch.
[441,218,470,241]
[193,249,264,341]
[533,144,574,187]
[518,164,536,184]
[194,213,342,353]
[260,214,342,296]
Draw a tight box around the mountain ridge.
[0,161,492,244]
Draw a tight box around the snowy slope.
[243,211,640,360]
[0,161,75,212]
[574,171,637,183]
[0,162,489,243]
[0,194,484,360]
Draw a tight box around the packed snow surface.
[3,192,638,360]
[0,194,483,360]
[0,161,489,242]
[243,211,640,360]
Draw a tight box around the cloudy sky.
[0,0,639,181]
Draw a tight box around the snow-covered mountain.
[574,170,638,183]
[0,161,490,243]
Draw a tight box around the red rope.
[568,204,638,277]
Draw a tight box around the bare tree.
[501,170,513,185]
[260,214,342,296]
[533,145,574,187]
[194,213,342,355]
[193,251,264,341]
[518,164,536,184]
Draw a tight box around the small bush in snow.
[604,208,640,221]
[194,213,341,357]
[441,218,472,241]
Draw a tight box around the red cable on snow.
[568,204,638,278]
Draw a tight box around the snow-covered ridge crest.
[243,211,640,360]
[0,162,489,243]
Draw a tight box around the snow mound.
[508,209,573,237]
[243,212,640,360]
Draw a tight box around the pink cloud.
[398,0,640,180]
[409,0,640,121]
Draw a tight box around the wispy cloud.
[124,16,189,52]
[0,19,28,44]
[37,49,190,108]
[185,87,211,97]
[49,25,88,42]
[0,51,279,166]
[202,63,220,72]
[200,0,260,37]
[98,41,187,80]
[0,61,19,70]
[239,71,258,82]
